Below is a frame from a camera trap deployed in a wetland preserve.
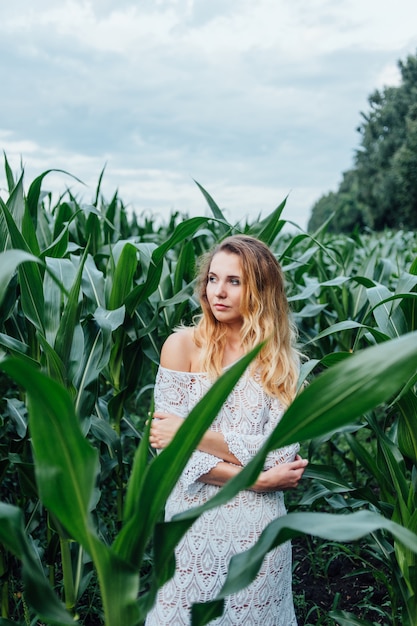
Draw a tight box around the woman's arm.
[149,414,308,490]
[199,455,308,492]
[150,410,242,465]
[150,407,299,468]
[151,329,242,464]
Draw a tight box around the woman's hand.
[253,455,308,492]
[198,455,308,491]
[149,411,183,449]
[149,412,241,465]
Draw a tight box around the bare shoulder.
[160,327,199,372]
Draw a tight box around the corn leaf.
[3,151,15,192]
[193,180,230,234]
[54,249,91,376]
[248,196,287,245]
[367,285,408,338]
[0,249,43,310]
[0,358,142,626]
[192,510,417,625]
[43,257,76,347]
[0,199,46,331]
[0,502,75,624]
[397,390,417,465]
[108,242,137,309]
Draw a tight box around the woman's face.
[206,251,244,328]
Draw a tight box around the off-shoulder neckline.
[158,361,240,376]
[158,365,206,376]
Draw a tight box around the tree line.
[308,50,417,233]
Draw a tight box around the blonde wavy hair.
[193,235,301,407]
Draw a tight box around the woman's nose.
[214,281,226,296]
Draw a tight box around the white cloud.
[4,0,417,58]
[1,0,417,231]
[0,132,318,230]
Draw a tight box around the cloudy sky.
[1,1,417,230]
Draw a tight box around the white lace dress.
[145,366,299,626]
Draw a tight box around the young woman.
[145,235,307,625]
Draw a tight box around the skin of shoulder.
[160,327,200,372]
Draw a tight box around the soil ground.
[292,537,390,625]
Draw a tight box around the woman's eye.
[230,279,240,285]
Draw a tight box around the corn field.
[0,155,416,626]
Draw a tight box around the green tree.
[390,102,417,224]
[355,53,417,229]
[308,50,417,232]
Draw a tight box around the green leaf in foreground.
[192,510,417,625]
[0,358,99,541]
[0,357,141,626]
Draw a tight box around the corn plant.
[288,228,417,624]
[0,156,417,625]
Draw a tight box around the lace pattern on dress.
[224,430,252,465]
[182,450,222,494]
[145,365,299,625]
